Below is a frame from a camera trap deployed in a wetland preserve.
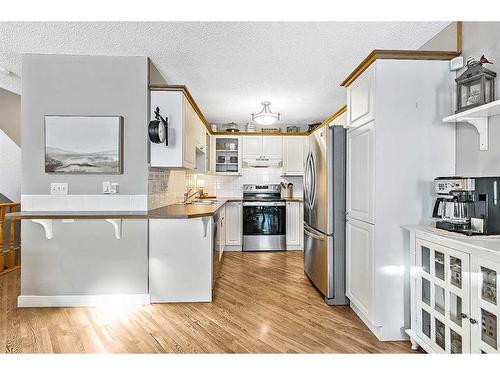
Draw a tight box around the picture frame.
[44,115,124,174]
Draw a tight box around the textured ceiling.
[0,22,450,125]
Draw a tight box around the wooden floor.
[0,251,416,353]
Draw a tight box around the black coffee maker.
[433,177,500,235]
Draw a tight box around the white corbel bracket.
[105,219,122,239]
[31,219,53,239]
[457,117,489,151]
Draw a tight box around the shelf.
[216,149,238,152]
[443,99,500,151]
[216,163,238,165]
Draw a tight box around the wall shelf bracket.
[457,117,489,151]
[442,99,500,151]
[31,219,53,239]
[105,219,123,239]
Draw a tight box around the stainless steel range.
[242,184,286,251]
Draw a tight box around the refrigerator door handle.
[304,152,313,207]
[310,153,317,209]
[304,227,325,241]
[304,222,327,238]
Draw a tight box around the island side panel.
[20,219,148,297]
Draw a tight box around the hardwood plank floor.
[0,251,417,353]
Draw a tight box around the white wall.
[454,22,500,176]
[419,21,500,176]
[0,129,21,202]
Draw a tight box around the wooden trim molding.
[457,21,463,54]
[150,84,213,135]
[314,105,347,132]
[340,49,461,87]
[150,87,347,137]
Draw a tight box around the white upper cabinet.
[242,136,283,160]
[242,137,262,159]
[282,136,307,176]
[347,64,375,129]
[150,90,207,170]
[346,121,374,224]
[182,98,197,169]
[211,136,242,175]
[262,136,283,159]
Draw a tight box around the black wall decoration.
[148,107,169,146]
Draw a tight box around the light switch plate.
[50,182,68,195]
[450,56,464,71]
[103,181,119,194]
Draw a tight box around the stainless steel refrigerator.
[304,125,348,305]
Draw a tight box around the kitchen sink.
[189,199,218,205]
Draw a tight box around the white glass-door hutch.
[407,227,500,354]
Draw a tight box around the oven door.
[242,202,286,251]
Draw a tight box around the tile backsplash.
[148,167,304,209]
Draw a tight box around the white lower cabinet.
[346,217,374,322]
[471,256,500,353]
[408,230,500,354]
[286,201,303,250]
[149,217,213,303]
[225,202,242,249]
[414,238,471,353]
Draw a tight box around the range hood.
[244,158,282,168]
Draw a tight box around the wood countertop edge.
[6,211,150,220]
[7,198,303,220]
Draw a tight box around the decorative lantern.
[455,56,496,113]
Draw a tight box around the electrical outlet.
[50,183,68,195]
[103,181,119,194]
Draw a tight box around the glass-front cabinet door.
[471,257,500,353]
[211,136,242,175]
[415,239,471,353]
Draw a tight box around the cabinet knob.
[470,318,478,324]
[460,313,468,319]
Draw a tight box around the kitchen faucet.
[183,188,201,204]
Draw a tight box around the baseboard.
[349,301,408,341]
[18,294,151,307]
[224,245,242,251]
[286,246,303,251]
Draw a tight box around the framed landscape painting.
[45,116,123,174]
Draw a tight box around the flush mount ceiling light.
[251,101,280,125]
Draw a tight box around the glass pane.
[461,79,482,107]
[449,293,463,327]
[215,138,238,151]
[481,267,497,305]
[422,278,431,306]
[421,246,430,274]
[242,206,286,235]
[450,329,462,354]
[435,318,446,350]
[435,251,445,280]
[422,309,431,338]
[450,256,462,288]
[481,309,497,350]
[435,285,445,315]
